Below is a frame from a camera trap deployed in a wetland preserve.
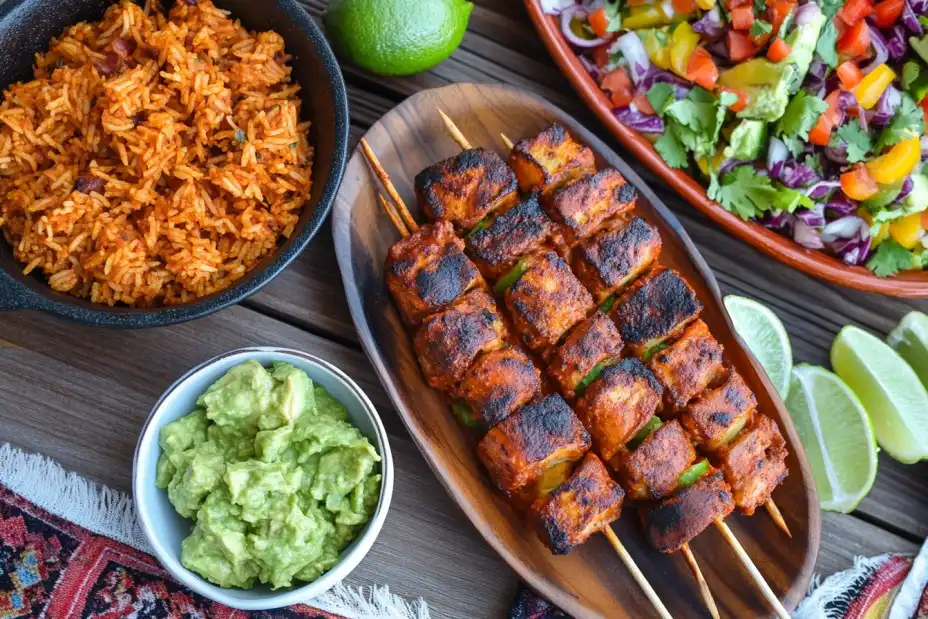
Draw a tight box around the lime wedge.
[723,295,792,399]
[831,325,928,464]
[786,364,877,513]
[887,311,928,390]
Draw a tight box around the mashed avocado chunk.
[156,360,381,589]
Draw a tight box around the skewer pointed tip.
[437,108,473,150]
[500,133,514,150]
[681,543,720,619]
[714,519,790,619]
[602,527,673,619]
[766,499,792,538]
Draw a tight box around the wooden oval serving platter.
[332,82,820,618]
[523,0,928,298]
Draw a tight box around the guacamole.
[155,360,381,590]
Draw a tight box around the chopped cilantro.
[605,0,623,32]
[816,0,843,67]
[833,119,871,164]
[654,127,689,168]
[750,19,773,38]
[646,83,675,116]
[754,0,766,14]
[867,239,919,277]
[874,94,925,152]
[774,89,829,156]
[709,166,811,219]
[920,15,928,28]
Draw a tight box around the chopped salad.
[544,0,928,277]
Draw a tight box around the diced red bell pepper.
[591,44,610,68]
[600,67,635,107]
[731,5,756,30]
[588,7,611,38]
[837,0,874,25]
[767,37,792,62]
[808,90,842,146]
[873,0,905,27]
[840,163,879,201]
[632,92,656,115]
[722,87,750,112]
[686,47,719,89]
[836,61,863,89]
[837,20,872,58]
[727,30,759,61]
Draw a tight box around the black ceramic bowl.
[0,0,348,327]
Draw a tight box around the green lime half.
[786,365,877,513]
[887,311,928,390]
[831,325,928,464]
[724,295,793,399]
[325,0,473,77]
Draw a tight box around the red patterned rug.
[0,485,343,619]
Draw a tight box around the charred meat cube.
[466,193,563,279]
[414,147,518,231]
[547,312,624,400]
[532,453,624,555]
[574,216,661,303]
[649,320,725,413]
[413,289,507,392]
[454,347,542,428]
[385,221,484,326]
[618,420,697,501]
[575,358,663,463]
[503,251,595,358]
[509,123,596,195]
[681,370,757,452]
[611,268,702,357]
[713,415,788,515]
[641,470,735,554]
[545,168,637,246]
[477,393,591,496]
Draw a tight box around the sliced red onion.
[612,32,651,84]
[822,215,869,242]
[888,25,908,59]
[794,2,822,26]
[793,220,825,249]
[693,6,725,39]
[561,6,609,48]
[806,180,842,199]
[825,194,859,217]
[543,0,577,15]
[796,204,827,227]
[767,137,789,172]
[863,25,890,75]
[903,0,924,33]
[898,176,915,201]
[615,107,665,133]
[638,67,692,99]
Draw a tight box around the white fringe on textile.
[793,554,895,619]
[0,443,430,619]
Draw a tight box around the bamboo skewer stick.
[437,109,473,150]
[715,519,790,619]
[378,193,409,238]
[681,544,721,619]
[359,137,419,233]
[506,123,795,546]
[603,527,674,619]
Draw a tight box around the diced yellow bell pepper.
[696,0,716,9]
[890,212,924,249]
[866,137,921,185]
[670,22,701,78]
[696,149,725,175]
[718,58,785,88]
[624,4,672,29]
[642,29,672,70]
[853,64,896,110]
[859,209,891,247]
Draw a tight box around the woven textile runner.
[0,443,429,619]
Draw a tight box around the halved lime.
[831,325,928,464]
[887,311,928,390]
[786,364,877,513]
[724,295,792,398]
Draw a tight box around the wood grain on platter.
[522,0,928,298]
[331,82,820,618]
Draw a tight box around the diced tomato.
[873,0,905,26]
[600,68,635,107]
[837,20,872,57]
[591,44,610,68]
[836,61,863,89]
[808,90,842,146]
[686,47,719,89]
[673,0,699,14]
[722,87,750,112]
[588,7,611,38]
[731,5,756,30]
[920,94,928,126]
[727,30,759,61]
[767,37,792,62]
[632,92,656,115]
[838,0,873,25]
[766,0,797,32]
[840,163,880,201]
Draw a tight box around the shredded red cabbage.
[863,25,890,74]
[758,211,795,233]
[825,194,859,217]
[774,161,819,188]
[806,180,842,200]
[615,107,665,133]
[887,25,909,59]
[903,0,924,34]
[638,67,693,99]
[793,220,825,249]
[795,204,826,227]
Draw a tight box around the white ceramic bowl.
[133,347,394,610]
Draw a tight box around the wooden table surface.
[2,1,927,617]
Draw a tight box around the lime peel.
[723,295,793,399]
